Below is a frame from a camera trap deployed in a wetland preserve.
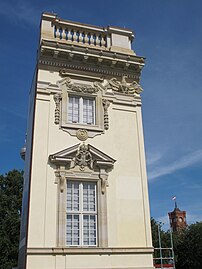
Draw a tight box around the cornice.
[38,39,144,80]
[40,39,145,64]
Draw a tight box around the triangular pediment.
[49,143,116,171]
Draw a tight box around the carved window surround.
[56,77,107,138]
[53,76,143,138]
[49,143,116,248]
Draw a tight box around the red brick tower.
[168,200,186,232]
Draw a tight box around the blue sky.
[0,0,202,230]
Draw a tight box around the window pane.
[83,215,96,246]
[67,182,79,211]
[83,183,96,212]
[83,98,94,125]
[68,96,79,123]
[66,214,80,245]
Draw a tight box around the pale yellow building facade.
[18,13,154,269]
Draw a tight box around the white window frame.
[68,96,96,125]
[66,181,98,247]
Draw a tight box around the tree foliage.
[0,170,23,269]
[151,218,202,269]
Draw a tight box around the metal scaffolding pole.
[158,223,163,269]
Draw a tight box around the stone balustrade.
[54,25,107,48]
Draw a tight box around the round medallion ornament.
[76,129,88,141]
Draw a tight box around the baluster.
[67,29,71,41]
[55,26,60,39]
[61,27,66,40]
[59,28,63,39]
[84,32,88,44]
[89,33,94,46]
[95,35,100,46]
[72,30,77,42]
[78,32,83,43]
[100,36,106,47]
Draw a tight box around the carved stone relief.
[53,93,62,124]
[76,129,88,141]
[73,143,93,171]
[94,76,143,95]
[102,99,110,130]
[64,77,100,94]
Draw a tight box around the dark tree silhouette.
[0,170,23,269]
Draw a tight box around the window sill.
[61,122,104,138]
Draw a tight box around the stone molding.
[27,247,154,255]
[39,57,140,80]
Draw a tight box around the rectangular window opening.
[68,96,95,125]
[66,181,97,247]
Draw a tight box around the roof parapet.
[41,12,135,55]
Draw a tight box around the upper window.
[68,96,95,125]
[66,181,97,246]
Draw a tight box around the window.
[68,96,95,125]
[66,181,97,246]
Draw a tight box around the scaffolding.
[153,225,175,269]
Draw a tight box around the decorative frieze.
[64,77,99,93]
[53,93,62,124]
[39,59,140,80]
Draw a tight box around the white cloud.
[186,213,202,224]
[0,1,39,26]
[146,152,163,165]
[148,149,202,180]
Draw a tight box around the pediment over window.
[49,143,116,171]
[49,143,116,194]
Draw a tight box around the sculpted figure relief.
[94,76,143,95]
[106,76,143,94]
[74,143,93,171]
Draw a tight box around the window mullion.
[80,97,83,124]
[79,182,83,246]
[93,99,95,125]
[87,99,89,124]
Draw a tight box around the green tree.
[0,170,23,269]
[174,222,202,269]
[151,218,202,269]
